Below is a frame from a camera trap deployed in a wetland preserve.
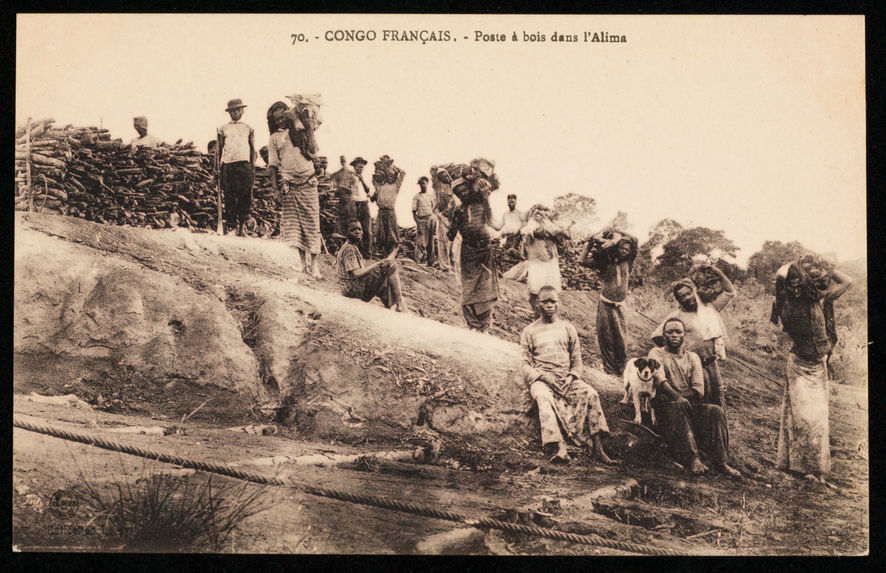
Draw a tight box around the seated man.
[649,317,740,477]
[520,285,616,465]
[335,220,409,312]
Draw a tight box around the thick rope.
[14,417,691,556]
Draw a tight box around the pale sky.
[16,14,866,265]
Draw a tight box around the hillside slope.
[13,212,868,555]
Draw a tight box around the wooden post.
[25,117,34,212]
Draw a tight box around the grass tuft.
[75,466,271,552]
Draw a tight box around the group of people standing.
[133,101,854,484]
[521,231,852,484]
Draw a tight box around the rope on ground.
[632,308,782,387]
[13,416,691,556]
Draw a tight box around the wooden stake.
[181,398,210,423]
[26,117,34,212]
[216,179,224,234]
[685,528,722,540]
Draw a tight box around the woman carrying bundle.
[770,254,852,483]
[267,102,322,278]
[520,204,571,317]
[447,174,500,332]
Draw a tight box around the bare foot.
[593,447,618,466]
[717,463,741,478]
[688,458,709,474]
[546,443,570,464]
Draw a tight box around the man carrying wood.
[372,161,405,258]
[335,220,409,312]
[216,99,256,237]
[431,167,457,272]
[648,317,740,477]
[447,179,500,332]
[412,176,437,267]
[581,227,638,376]
[770,255,852,484]
[130,116,160,149]
[521,285,616,465]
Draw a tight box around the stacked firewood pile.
[14,119,337,241]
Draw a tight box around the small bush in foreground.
[78,471,271,552]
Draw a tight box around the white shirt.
[217,121,253,164]
[130,134,160,148]
[500,209,525,234]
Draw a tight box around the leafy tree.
[715,258,747,282]
[655,227,739,281]
[747,240,810,290]
[553,193,598,240]
[636,219,684,283]
[644,219,684,253]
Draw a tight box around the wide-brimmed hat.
[350,157,367,167]
[226,98,247,111]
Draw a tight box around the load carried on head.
[521,203,571,242]
[432,157,501,204]
[269,94,322,161]
[285,93,323,128]
[689,262,726,304]
[371,154,403,186]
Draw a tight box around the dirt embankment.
[13,212,869,555]
[15,211,609,455]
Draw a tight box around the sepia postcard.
[13,13,867,556]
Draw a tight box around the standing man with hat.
[216,98,256,236]
[330,156,354,238]
[412,176,437,267]
[347,157,373,257]
[497,193,526,254]
[130,116,161,149]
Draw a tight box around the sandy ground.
[12,212,869,555]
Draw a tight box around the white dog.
[620,357,661,425]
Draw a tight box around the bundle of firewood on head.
[371,154,403,186]
[688,258,726,303]
[268,95,340,244]
[521,204,571,242]
[432,158,500,204]
[502,203,575,280]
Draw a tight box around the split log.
[30,153,67,169]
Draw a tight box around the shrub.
[76,470,271,552]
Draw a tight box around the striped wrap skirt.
[281,179,320,254]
